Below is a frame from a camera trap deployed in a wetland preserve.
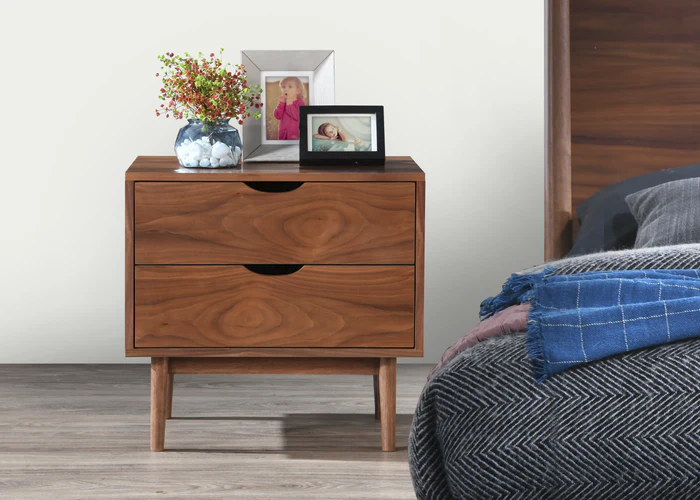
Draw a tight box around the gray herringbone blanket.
[410,245,700,499]
[409,334,700,499]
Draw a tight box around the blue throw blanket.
[480,269,700,381]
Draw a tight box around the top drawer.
[134,182,416,264]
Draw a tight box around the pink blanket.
[428,303,530,381]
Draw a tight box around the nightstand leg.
[150,357,169,452]
[373,374,381,420]
[378,358,396,452]
[165,373,174,420]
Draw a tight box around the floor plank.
[0,364,432,499]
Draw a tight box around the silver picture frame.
[241,50,335,162]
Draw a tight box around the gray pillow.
[568,163,700,257]
[626,178,700,248]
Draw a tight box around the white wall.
[0,0,544,363]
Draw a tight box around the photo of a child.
[309,115,375,152]
[263,74,310,141]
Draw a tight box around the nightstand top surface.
[126,156,424,182]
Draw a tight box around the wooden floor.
[0,364,432,499]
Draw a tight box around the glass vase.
[174,119,242,168]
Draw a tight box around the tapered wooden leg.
[150,357,169,452]
[165,374,174,419]
[373,374,381,420]
[378,358,396,452]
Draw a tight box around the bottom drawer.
[135,265,415,348]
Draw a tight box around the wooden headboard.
[546,0,700,260]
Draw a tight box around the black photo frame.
[299,105,385,166]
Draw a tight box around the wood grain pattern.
[169,357,380,375]
[135,266,415,349]
[0,364,431,498]
[378,358,397,452]
[150,357,168,452]
[546,0,573,260]
[125,160,424,453]
[165,373,173,420]
[125,181,135,351]
[546,0,700,256]
[127,345,424,358]
[126,161,425,359]
[135,182,415,265]
[414,181,425,352]
[570,0,700,209]
[126,155,425,182]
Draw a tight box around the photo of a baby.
[263,73,311,142]
[309,115,375,152]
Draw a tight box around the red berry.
[155,73,159,77]
[210,53,215,57]
[238,119,243,125]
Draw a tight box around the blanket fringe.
[526,307,547,383]
[479,271,542,320]
[478,267,552,382]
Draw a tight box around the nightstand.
[125,156,425,452]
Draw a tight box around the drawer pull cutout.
[243,264,304,275]
[244,182,304,193]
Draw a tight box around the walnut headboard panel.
[546,0,700,260]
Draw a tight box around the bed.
[409,1,700,498]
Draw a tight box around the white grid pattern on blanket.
[538,271,700,369]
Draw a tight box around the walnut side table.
[125,156,425,452]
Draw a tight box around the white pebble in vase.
[211,141,232,159]
[210,157,220,167]
[189,143,205,161]
[199,158,211,167]
[219,155,234,167]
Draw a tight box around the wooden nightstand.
[125,156,425,452]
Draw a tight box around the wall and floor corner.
[0,0,545,364]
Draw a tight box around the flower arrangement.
[156,48,262,168]
[155,48,263,126]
